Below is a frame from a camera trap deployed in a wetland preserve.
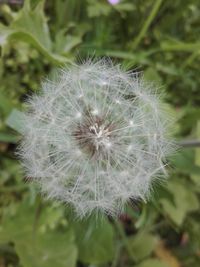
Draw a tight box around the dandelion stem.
[132,0,163,50]
[111,242,121,267]
[113,220,134,262]
[178,140,200,148]
[33,197,43,235]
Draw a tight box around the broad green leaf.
[38,204,66,231]
[135,258,169,267]
[128,232,158,262]
[0,0,71,64]
[169,149,200,175]
[6,109,25,134]
[0,91,15,115]
[160,180,199,225]
[15,229,77,267]
[0,201,77,267]
[0,24,14,55]
[54,30,82,56]
[186,218,200,247]
[179,108,200,133]
[73,215,114,264]
[0,201,36,243]
[144,67,162,84]
[12,0,51,50]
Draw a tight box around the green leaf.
[90,49,153,65]
[161,40,200,53]
[12,0,51,50]
[38,204,65,231]
[160,180,199,225]
[0,91,15,115]
[54,30,82,56]
[0,201,78,267]
[169,149,200,175]
[179,107,200,133]
[6,109,25,134]
[15,229,77,267]
[87,0,111,17]
[0,0,71,65]
[144,67,162,84]
[73,215,114,264]
[0,24,15,56]
[135,258,169,267]
[114,3,135,12]
[128,232,158,262]
[0,132,19,143]
[186,218,200,247]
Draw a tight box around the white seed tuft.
[18,59,174,218]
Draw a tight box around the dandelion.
[19,59,173,218]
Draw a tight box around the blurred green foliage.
[0,0,200,266]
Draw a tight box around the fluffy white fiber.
[19,59,173,218]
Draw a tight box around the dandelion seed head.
[18,59,174,218]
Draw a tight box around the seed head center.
[89,123,111,151]
[73,116,115,158]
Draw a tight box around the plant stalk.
[132,0,163,50]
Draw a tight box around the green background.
[0,0,200,266]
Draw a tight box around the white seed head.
[18,59,173,218]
